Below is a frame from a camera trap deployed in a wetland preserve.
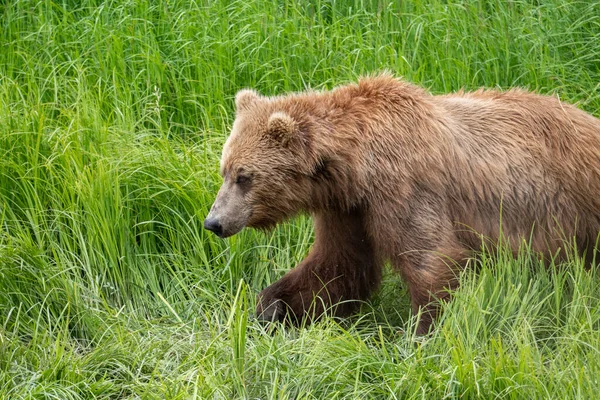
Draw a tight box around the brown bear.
[204,74,600,334]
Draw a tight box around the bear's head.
[204,89,328,238]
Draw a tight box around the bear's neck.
[306,85,443,212]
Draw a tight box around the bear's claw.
[255,298,286,323]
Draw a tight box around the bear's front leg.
[256,209,382,325]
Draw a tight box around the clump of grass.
[1,0,599,398]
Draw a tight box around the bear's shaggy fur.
[205,74,600,334]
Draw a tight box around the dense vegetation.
[1,1,599,398]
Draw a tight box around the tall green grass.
[1,0,599,398]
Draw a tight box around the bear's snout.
[203,217,223,237]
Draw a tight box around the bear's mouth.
[214,219,247,238]
[216,228,238,239]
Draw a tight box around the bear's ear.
[235,89,261,111]
[267,111,298,146]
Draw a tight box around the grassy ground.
[1,0,599,398]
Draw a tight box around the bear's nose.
[204,217,223,236]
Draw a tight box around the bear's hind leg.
[399,245,469,335]
[256,208,382,325]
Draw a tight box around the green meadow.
[1,0,599,398]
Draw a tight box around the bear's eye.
[235,175,251,185]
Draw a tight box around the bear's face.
[204,90,317,238]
